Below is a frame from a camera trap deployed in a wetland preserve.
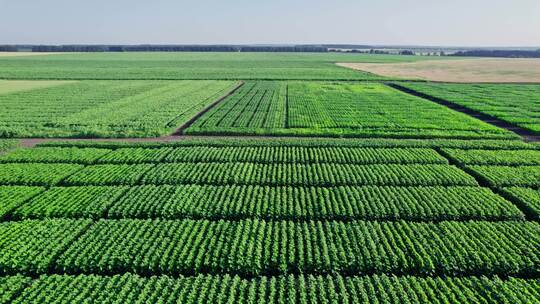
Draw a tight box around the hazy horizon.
[1,0,539,47]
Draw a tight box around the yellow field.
[338,58,540,83]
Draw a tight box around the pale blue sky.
[1,0,539,46]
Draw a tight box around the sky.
[1,0,539,47]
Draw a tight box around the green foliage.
[186,82,515,139]
[108,185,522,221]
[0,275,31,304]
[441,148,540,166]
[0,186,44,218]
[0,52,413,80]
[98,146,448,165]
[62,164,154,186]
[7,273,540,304]
[0,219,92,274]
[501,187,540,220]
[399,82,540,134]
[0,163,83,186]
[0,80,238,137]
[97,147,174,164]
[55,219,540,277]
[38,137,535,150]
[162,146,448,164]
[466,165,540,187]
[0,139,19,155]
[13,186,127,219]
[142,163,478,187]
[0,147,112,164]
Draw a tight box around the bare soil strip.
[338,58,540,83]
[387,83,540,142]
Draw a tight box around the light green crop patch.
[0,80,76,95]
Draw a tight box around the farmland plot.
[398,83,540,134]
[186,82,516,139]
[0,80,239,137]
[0,139,539,302]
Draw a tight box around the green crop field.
[0,80,239,137]
[0,52,539,303]
[398,82,540,134]
[0,52,439,81]
[186,81,516,139]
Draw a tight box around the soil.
[338,58,540,83]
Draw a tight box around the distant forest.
[1,45,539,58]
[0,45,329,53]
[451,49,540,58]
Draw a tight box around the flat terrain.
[0,80,239,137]
[338,58,540,83]
[0,52,447,80]
[399,82,540,134]
[0,138,540,302]
[187,81,514,139]
[1,52,539,303]
[0,52,59,57]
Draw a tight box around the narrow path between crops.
[387,83,540,142]
[172,81,245,135]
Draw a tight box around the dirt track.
[338,58,540,83]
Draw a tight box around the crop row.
[0,163,83,186]
[37,137,537,151]
[0,186,43,218]
[399,83,540,134]
[1,146,448,165]
[6,185,523,221]
[189,81,286,130]
[3,273,540,304]
[441,148,540,166]
[501,187,540,220]
[60,163,477,187]
[0,80,238,138]
[2,219,539,277]
[466,165,540,188]
[185,82,516,139]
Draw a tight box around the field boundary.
[172,81,245,135]
[387,83,540,142]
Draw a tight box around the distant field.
[338,58,540,83]
[0,80,239,137]
[0,52,447,80]
[0,52,59,57]
[186,81,515,139]
[399,83,540,134]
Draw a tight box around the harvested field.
[338,58,540,83]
